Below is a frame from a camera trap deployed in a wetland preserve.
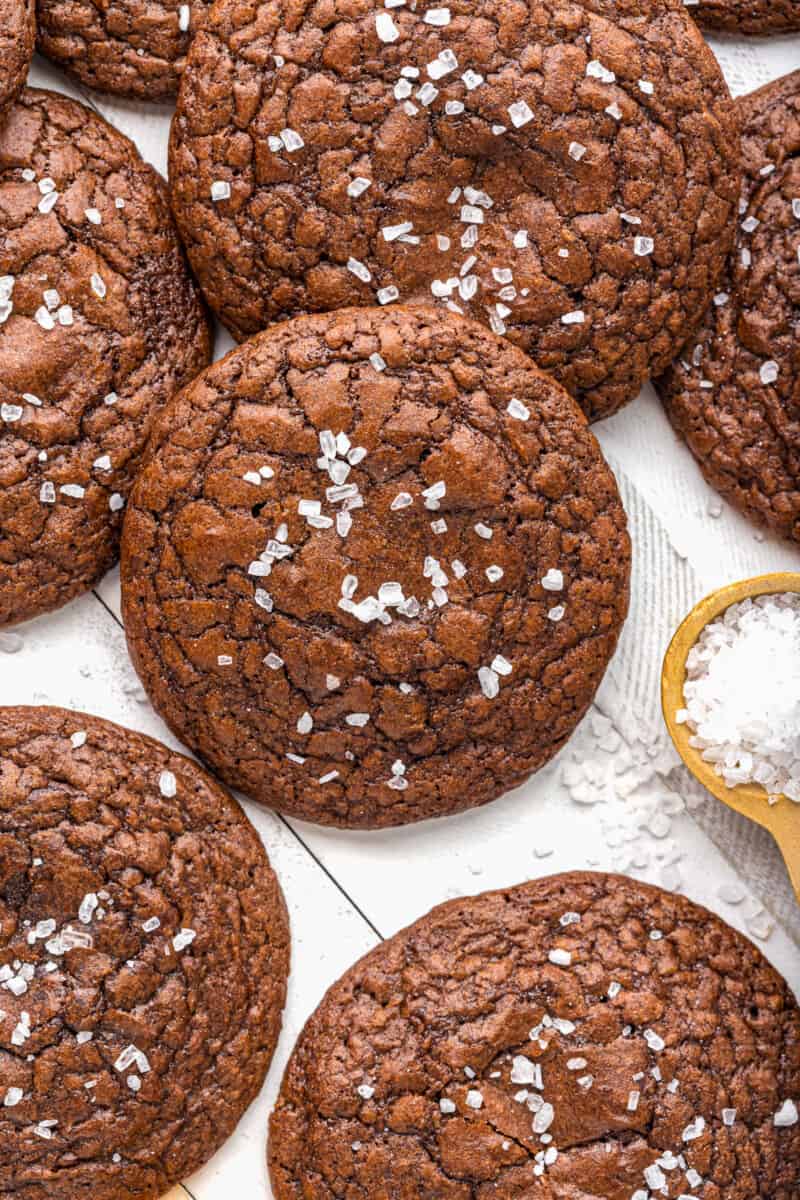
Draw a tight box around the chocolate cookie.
[692,0,800,34]
[270,871,800,1200]
[36,0,211,100]
[120,306,630,829]
[656,72,800,542]
[0,0,34,125]
[168,0,740,422]
[0,88,211,628]
[0,705,290,1200]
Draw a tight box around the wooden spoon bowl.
[661,572,800,904]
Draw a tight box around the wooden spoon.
[661,571,800,904]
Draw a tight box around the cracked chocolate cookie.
[0,88,211,628]
[270,871,800,1200]
[0,705,290,1200]
[120,305,630,829]
[36,0,211,100]
[692,0,800,33]
[656,72,800,543]
[168,0,740,422]
[0,0,34,125]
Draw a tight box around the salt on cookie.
[0,705,290,1200]
[36,0,212,100]
[657,71,800,542]
[0,88,211,628]
[168,0,740,422]
[0,0,34,123]
[121,306,630,829]
[270,872,800,1200]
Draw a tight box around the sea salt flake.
[507,398,530,421]
[78,893,99,924]
[157,769,176,798]
[376,11,400,40]
[774,1099,798,1127]
[478,666,499,699]
[347,177,371,198]
[682,1116,706,1142]
[644,1029,665,1051]
[280,129,304,153]
[347,257,372,283]
[548,948,571,966]
[508,100,534,128]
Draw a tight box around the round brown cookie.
[168,0,740,423]
[36,0,211,100]
[0,88,211,628]
[270,871,800,1200]
[0,0,34,124]
[656,72,800,543]
[692,0,800,34]
[0,705,290,1200]
[120,305,630,829]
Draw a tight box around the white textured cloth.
[598,467,800,946]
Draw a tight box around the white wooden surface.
[7,36,800,1199]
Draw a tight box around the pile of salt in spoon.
[677,592,800,803]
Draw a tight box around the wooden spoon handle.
[767,804,800,905]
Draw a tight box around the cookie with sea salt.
[0,88,211,628]
[270,871,800,1200]
[36,0,211,99]
[120,305,630,829]
[0,0,34,124]
[656,71,800,543]
[0,705,290,1200]
[168,0,740,423]
[692,0,800,34]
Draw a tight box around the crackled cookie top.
[270,872,800,1200]
[36,0,213,99]
[0,0,34,122]
[121,306,629,828]
[692,0,800,33]
[0,89,211,628]
[657,72,800,543]
[0,706,290,1200]
[169,0,740,421]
